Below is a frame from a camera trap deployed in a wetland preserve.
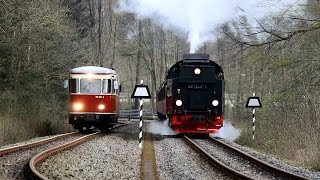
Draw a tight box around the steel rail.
[29,132,101,180]
[0,132,78,157]
[28,123,127,179]
[183,135,253,180]
[209,137,308,180]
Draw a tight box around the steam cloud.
[146,119,176,136]
[117,0,304,53]
[211,121,241,141]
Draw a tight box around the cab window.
[167,79,172,97]
[80,79,101,94]
[69,79,79,93]
[111,80,115,94]
[114,80,119,95]
[102,79,112,93]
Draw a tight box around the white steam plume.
[118,0,238,53]
[117,0,304,53]
[211,121,241,141]
[146,119,176,136]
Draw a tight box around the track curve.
[184,135,308,180]
[28,124,127,179]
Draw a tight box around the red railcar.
[68,66,120,131]
[156,54,224,135]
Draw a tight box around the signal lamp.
[176,100,182,106]
[194,68,201,75]
[212,100,219,106]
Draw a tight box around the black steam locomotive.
[156,54,224,134]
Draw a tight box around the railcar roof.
[70,66,117,74]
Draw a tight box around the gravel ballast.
[1,119,319,179]
[153,136,232,180]
[0,134,83,180]
[39,121,141,179]
[213,136,320,179]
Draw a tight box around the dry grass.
[231,104,320,171]
[0,116,35,146]
[0,111,72,146]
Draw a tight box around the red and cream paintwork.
[68,66,120,130]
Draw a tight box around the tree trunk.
[134,20,142,109]
[234,45,244,121]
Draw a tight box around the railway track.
[2,121,313,180]
[28,123,126,179]
[0,132,78,156]
[28,131,101,179]
[0,132,82,180]
[183,135,308,180]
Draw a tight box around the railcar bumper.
[69,113,118,126]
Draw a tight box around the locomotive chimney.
[182,53,210,63]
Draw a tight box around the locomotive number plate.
[188,85,207,89]
[95,96,105,99]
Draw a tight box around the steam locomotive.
[68,66,120,131]
[156,54,224,135]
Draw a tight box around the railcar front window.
[69,79,79,93]
[80,79,101,94]
[102,79,111,93]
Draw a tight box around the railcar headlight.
[176,100,182,106]
[194,68,201,75]
[73,103,83,111]
[98,104,105,110]
[212,100,219,106]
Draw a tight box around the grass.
[233,116,320,172]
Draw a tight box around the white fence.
[119,109,157,120]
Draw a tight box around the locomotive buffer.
[131,80,151,149]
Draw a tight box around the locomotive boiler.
[156,54,224,135]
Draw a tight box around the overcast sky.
[117,0,306,53]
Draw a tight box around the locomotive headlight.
[98,104,105,110]
[212,100,219,106]
[73,103,83,111]
[176,100,182,106]
[194,68,201,75]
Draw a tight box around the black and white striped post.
[131,80,151,149]
[139,80,143,149]
[252,93,256,140]
[246,93,262,141]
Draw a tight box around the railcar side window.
[102,79,112,93]
[69,79,79,93]
[167,79,172,96]
[80,79,101,94]
[113,80,119,94]
[108,79,111,93]
[111,80,115,94]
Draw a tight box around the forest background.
[0,0,319,170]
